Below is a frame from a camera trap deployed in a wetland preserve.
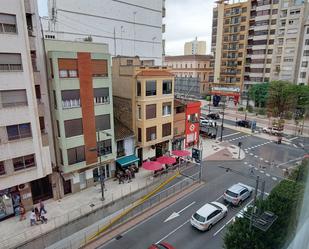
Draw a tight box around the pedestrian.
[19,203,26,221]
[29,209,36,226]
[249,167,255,176]
[39,213,48,224]
[39,200,47,215]
[34,206,40,221]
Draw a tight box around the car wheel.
[224,211,227,218]
[208,224,213,231]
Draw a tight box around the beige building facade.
[184,38,207,55]
[164,55,214,94]
[112,57,174,163]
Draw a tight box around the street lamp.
[89,129,112,201]
[220,97,226,142]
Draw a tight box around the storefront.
[0,187,20,220]
[172,137,185,150]
[155,140,170,158]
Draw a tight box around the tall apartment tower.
[211,0,250,93]
[184,38,207,55]
[43,0,166,64]
[271,0,309,84]
[244,0,279,95]
[0,0,56,216]
[297,16,309,85]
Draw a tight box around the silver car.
[190,201,228,231]
[224,183,253,206]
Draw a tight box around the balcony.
[94,96,110,105]
[62,99,81,109]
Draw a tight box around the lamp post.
[89,130,112,201]
[220,97,226,142]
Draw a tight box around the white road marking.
[265,160,269,163]
[250,153,253,156]
[266,173,270,177]
[156,220,189,243]
[276,157,304,167]
[272,177,278,181]
[245,151,249,154]
[289,137,298,141]
[293,144,298,148]
[254,155,258,158]
[260,170,264,174]
[215,194,224,202]
[260,158,263,161]
[254,167,258,170]
[164,201,196,222]
[222,132,241,138]
[244,162,248,165]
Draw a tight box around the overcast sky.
[37,0,214,55]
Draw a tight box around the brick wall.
[113,96,133,130]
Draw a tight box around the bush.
[284,111,293,120]
[238,107,244,111]
[257,108,266,115]
[247,105,254,113]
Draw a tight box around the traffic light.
[192,148,201,163]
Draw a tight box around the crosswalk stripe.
[272,177,277,181]
[266,173,270,177]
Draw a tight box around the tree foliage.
[248,83,269,108]
[224,159,308,249]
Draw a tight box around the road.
[98,127,307,249]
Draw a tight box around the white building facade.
[297,16,309,85]
[43,0,166,65]
[0,0,55,217]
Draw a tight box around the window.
[305,39,309,45]
[97,139,112,156]
[239,35,244,40]
[94,88,109,104]
[95,114,111,131]
[146,126,156,141]
[13,154,35,171]
[304,50,309,56]
[59,149,63,165]
[300,72,306,78]
[0,13,17,33]
[137,81,141,96]
[267,49,273,54]
[56,120,61,137]
[307,27,309,34]
[53,90,57,109]
[137,105,141,119]
[7,123,31,140]
[146,80,156,96]
[162,102,172,116]
[162,123,171,137]
[271,19,276,25]
[283,57,293,62]
[35,85,41,100]
[61,90,80,108]
[64,119,83,138]
[0,90,27,107]
[0,53,22,71]
[301,61,308,67]
[272,9,278,14]
[39,117,45,132]
[138,128,142,142]
[163,80,172,94]
[91,59,108,77]
[67,146,85,165]
[146,104,156,119]
[0,161,5,175]
[127,59,133,66]
[240,26,245,31]
[58,59,78,78]
[176,105,185,113]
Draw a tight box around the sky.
[37,0,214,55]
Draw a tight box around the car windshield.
[193,212,206,223]
[226,190,238,198]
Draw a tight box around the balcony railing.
[94,96,110,105]
[62,99,81,109]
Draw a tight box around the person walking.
[34,206,40,221]
[19,203,26,221]
[29,209,36,226]
[39,200,47,215]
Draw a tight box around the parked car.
[223,183,253,206]
[236,120,252,128]
[207,112,221,120]
[262,127,283,136]
[200,116,216,127]
[148,242,175,249]
[190,201,228,231]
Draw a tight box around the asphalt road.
[98,127,307,249]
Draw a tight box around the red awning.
[172,150,191,157]
[142,161,163,171]
[156,156,176,165]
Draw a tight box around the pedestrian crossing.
[224,134,251,142]
[245,141,273,150]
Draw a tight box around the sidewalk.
[0,139,241,248]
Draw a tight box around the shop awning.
[116,154,140,167]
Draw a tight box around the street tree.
[248,83,269,108]
[224,159,308,249]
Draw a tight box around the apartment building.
[297,16,309,85]
[45,40,116,196]
[211,0,250,95]
[184,38,207,55]
[43,0,166,64]
[164,55,214,94]
[112,56,174,163]
[0,0,55,217]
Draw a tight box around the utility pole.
[97,131,105,201]
[244,96,249,121]
[113,27,117,56]
[249,175,259,231]
[220,97,226,142]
